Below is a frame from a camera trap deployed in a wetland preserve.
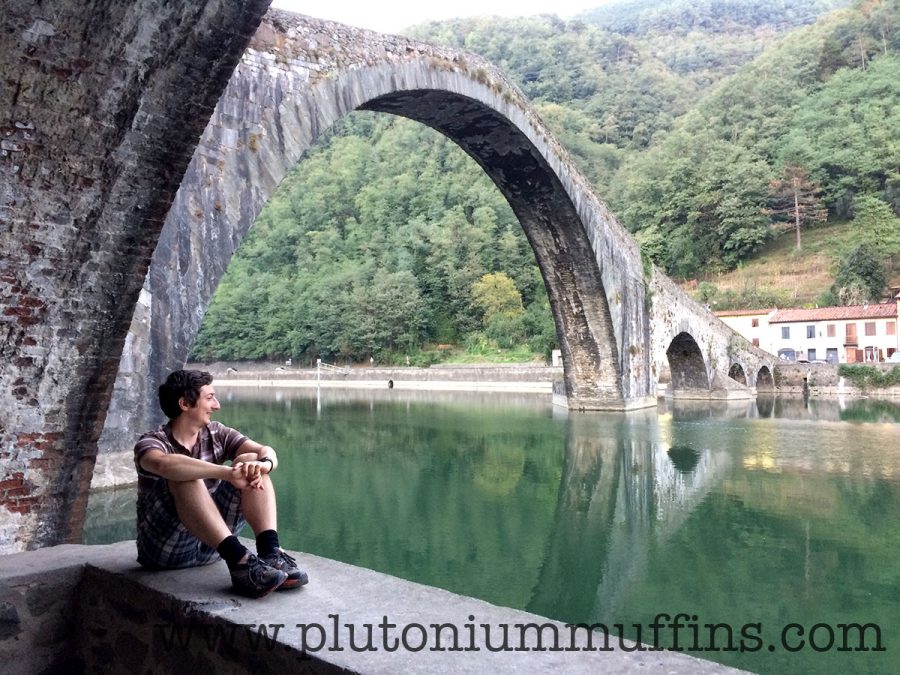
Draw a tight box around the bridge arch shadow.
[665,332,709,392]
[728,363,747,385]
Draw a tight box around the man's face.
[181,384,220,424]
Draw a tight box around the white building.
[716,302,900,364]
[711,308,774,351]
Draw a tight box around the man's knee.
[167,478,216,512]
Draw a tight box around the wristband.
[259,456,274,471]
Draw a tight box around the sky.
[270,0,612,34]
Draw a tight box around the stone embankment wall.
[773,362,900,397]
[0,542,735,674]
[202,362,563,384]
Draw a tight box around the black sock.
[256,529,280,558]
[217,535,248,569]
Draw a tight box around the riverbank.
[188,361,563,394]
[191,360,900,398]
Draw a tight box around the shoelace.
[276,550,298,567]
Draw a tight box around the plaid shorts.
[136,478,245,569]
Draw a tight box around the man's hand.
[228,461,266,490]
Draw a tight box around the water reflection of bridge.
[528,405,741,623]
[528,395,900,624]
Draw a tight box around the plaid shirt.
[133,421,248,569]
[134,421,247,495]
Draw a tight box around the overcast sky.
[270,0,612,34]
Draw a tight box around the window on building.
[751,318,759,328]
[865,322,877,336]
[806,325,815,339]
[781,326,790,340]
[888,322,896,336]
[752,338,760,347]
[808,349,817,361]
[826,348,838,364]
[827,324,836,338]
[846,323,857,343]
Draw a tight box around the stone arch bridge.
[0,3,775,552]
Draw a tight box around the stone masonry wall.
[0,560,84,672]
[0,0,271,553]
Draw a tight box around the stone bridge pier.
[0,0,272,551]
[1,4,776,552]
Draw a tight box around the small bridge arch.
[665,332,710,392]
[728,363,748,385]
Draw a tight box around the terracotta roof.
[769,304,898,323]
[713,308,774,317]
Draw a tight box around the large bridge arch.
[360,88,626,406]
[101,8,660,459]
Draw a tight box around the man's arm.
[233,439,278,472]
[139,448,251,487]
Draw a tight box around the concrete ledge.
[0,542,744,674]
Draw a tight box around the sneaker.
[262,548,309,589]
[230,554,287,598]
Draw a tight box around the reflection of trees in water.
[220,395,567,610]
[838,399,900,423]
[83,485,136,544]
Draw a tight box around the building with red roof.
[715,300,899,363]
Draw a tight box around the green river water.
[84,388,900,673]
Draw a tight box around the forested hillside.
[609,1,900,278]
[191,0,899,365]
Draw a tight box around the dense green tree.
[471,272,524,323]
[193,114,555,364]
[832,242,887,303]
[853,194,900,257]
[778,55,900,217]
[609,2,900,274]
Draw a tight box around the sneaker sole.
[276,574,309,590]
[232,573,288,598]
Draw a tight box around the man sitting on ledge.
[134,369,308,597]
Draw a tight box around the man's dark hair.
[158,370,213,419]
